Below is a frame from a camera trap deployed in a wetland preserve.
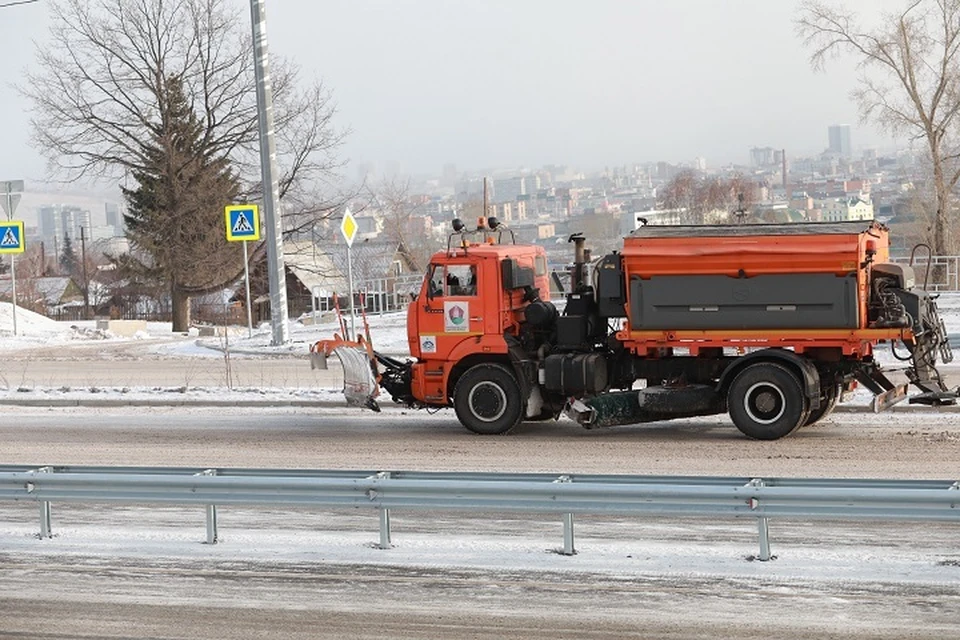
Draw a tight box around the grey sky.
[1,0,898,184]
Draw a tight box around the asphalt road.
[1,405,959,639]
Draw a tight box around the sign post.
[0,221,26,335]
[225,204,262,338]
[0,181,25,335]
[340,208,359,339]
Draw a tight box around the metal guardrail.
[2,466,958,561]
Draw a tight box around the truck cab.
[398,220,551,422]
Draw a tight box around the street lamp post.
[249,0,289,346]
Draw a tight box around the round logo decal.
[448,305,465,325]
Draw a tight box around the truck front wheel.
[728,362,809,440]
[453,364,524,435]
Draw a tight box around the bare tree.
[23,0,347,328]
[658,170,703,223]
[371,178,438,271]
[659,171,755,223]
[798,0,960,255]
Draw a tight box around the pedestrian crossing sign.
[224,205,261,242]
[0,221,24,254]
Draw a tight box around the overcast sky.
[1,0,902,186]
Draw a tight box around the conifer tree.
[121,74,241,331]
[60,234,77,277]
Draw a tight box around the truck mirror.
[501,258,535,290]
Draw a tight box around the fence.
[891,255,960,292]
[337,269,571,317]
[2,466,958,561]
[312,273,424,318]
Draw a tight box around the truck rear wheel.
[728,362,809,440]
[453,364,524,435]
[802,383,840,427]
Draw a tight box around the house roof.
[281,240,415,296]
[283,241,343,295]
[0,276,83,306]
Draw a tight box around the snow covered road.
[2,406,959,638]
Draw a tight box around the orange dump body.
[615,222,904,356]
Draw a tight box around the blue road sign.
[0,221,24,254]
[225,205,261,242]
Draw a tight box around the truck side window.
[446,264,476,296]
[427,265,444,298]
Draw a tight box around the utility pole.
[249,0,289,345]
[80,226,90,319]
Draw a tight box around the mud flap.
[310,350,329,370]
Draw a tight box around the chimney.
[782,149,787,190]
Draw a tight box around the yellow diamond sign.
[340,208,358,247]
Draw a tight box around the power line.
[0,0,40,8]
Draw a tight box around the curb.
[0,397,347,409]
[0,397,956,412]
[833,403,960,413]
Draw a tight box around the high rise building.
[38,204,93,247]
[828,124,852,157]
[492,176,526,203]
[441,163,458,187]
[104,203,121,229]
[750,146,776,167]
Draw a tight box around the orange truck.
[312,218,957,440]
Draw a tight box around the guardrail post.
[36,466,53,539]
[555,475,576,555]
[372,472,392,549]
[757,516,771,561]
[195,469,218,544]
[747,478,771,561]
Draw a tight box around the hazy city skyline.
[1,0,905,186]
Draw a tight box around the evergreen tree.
[60,234,77,276]
[121,74,241,331]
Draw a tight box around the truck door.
[417,262,482,360]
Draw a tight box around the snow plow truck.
[311,218,957,440]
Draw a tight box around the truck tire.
[728,362,809,440]
[453,364,524,435]
[802,383,840,427]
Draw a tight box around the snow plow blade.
[310,335,381,412]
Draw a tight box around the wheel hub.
[468,382,507,422]
[744,382,786,425]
